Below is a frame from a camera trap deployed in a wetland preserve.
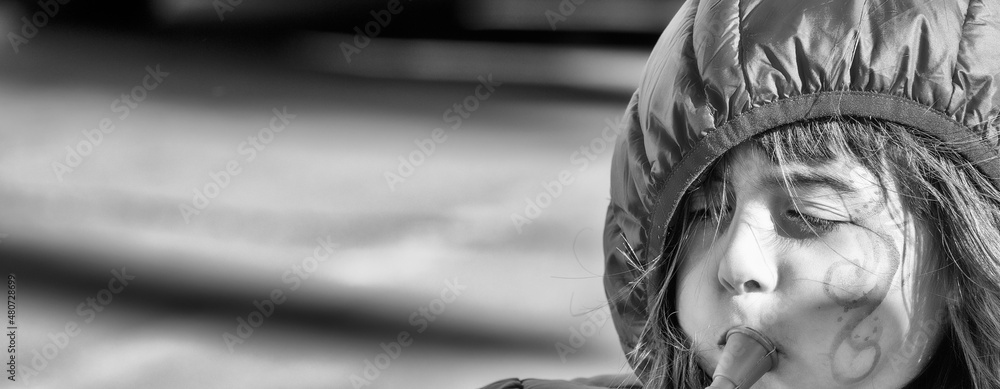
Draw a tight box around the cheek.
[676,264,709,325]
[870,291,945,378]
[873,227,947,380]
[675,240,723,348]
[813,225,904,385]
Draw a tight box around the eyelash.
[784,209,842,233]
[687,207,843,235]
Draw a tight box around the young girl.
[485,0,1000,388]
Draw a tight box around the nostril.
[743,280,761,291]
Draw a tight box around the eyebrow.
[765,169,858,193]
[693,169,858,194]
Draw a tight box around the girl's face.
[676,144,947,388]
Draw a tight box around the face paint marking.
[823,222,901,384]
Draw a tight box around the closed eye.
[784,209,841,233]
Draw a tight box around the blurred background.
[0,1,678,387]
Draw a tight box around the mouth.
[717,325,782,355]
[707,326,781,389]
[715,325,785,369]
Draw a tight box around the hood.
[603,0,1000,382]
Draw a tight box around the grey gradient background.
[0,1,680,387]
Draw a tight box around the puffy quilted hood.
[603,0,1000,383]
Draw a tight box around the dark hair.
[636,118,1000,388]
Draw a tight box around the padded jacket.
[487,0,1000,387]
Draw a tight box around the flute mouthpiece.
[704,326,778,389]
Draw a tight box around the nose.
[716,206,778,295]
